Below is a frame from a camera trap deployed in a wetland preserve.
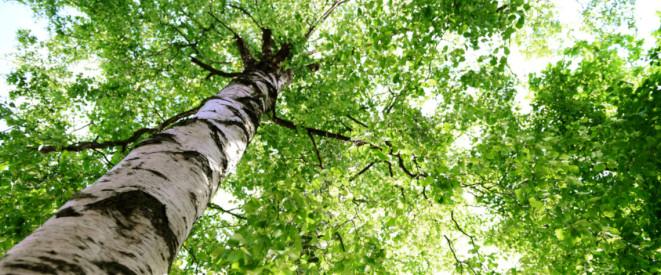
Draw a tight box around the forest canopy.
[0,0,660,273]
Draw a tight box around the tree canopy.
[1,0,660,273]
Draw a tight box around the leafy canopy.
[1,0,660,273]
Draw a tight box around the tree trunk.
[0,67,290,274]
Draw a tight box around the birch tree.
[1,0,659,273]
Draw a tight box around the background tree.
[0,0,658,273]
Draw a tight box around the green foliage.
[473,31,661,273]
[1,0,659,273]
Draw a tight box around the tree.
[0,0,659,273]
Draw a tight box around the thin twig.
[451,211,483,260]
[92,149,115,168]
[444,235,464,274]
[345,114,368,128]
[183,245,200,275]
[307,130,324,169]
[350,162,375,181]
[334,232,346,252]
[208,11,239,38]
[271,113,432,181]
[208,203,247,220]
[304,0,348,40]
[229,4,263,29]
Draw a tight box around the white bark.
[0,68,290,274]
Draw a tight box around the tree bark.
[0,67,290,274]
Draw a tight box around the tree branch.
[273,43,291,63]
[208,11,255,68]
[350,161,375,181]
[271,113,377,148]
[345,114,368,128]
[92,149,115,168]
[451,211,483,260]
[334,232,346,252]
[307,129,324,169]
[38,106,200,154]
[261,28,273,59]
[191,57,241,78]
[395,153,425,178]
[183,245,200,275]
[207,203,247,220]
[304,0,348,40]
[444,235,465,274]
[229,4,263,29]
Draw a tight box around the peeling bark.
[0,67,290,274]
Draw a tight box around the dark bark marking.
[236,95,265,112]
[118,251,136,258]
[204,96,234,106]
[234,96,262,128]
[210,131,230,173]
[189,191,198,205]
[196,119,229,164]
[137,168,169,181]
[242,71,278,104]
[263,78,278,103]
[171,118,196,128]
[4,263,57,274]
[212,119,250,143]
[134,133,180,149]
[166,151,214,184]
[93,261,137,275]
[35,256,85,274]
[223,104,249,126]
[84,191,178,265]
[233,78,263,98]
[56,207,82,218]
[70,192,98,201]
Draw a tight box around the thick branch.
[395,153,425,178]
[273,43,291,63]
[208,11,255,68]
[38,107,199,154]
[261,28,273,58]
[191,57,241,78]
